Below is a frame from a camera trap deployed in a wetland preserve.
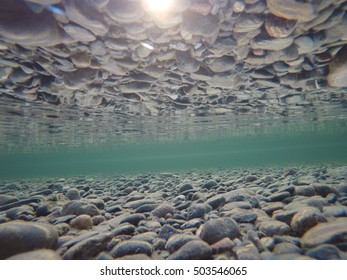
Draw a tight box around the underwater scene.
[1,0,347,260]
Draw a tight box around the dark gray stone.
[111,240,153,258]
[0,221,58,259]
[168,240,212,260]
[187,203,212,220]
[199,217,239,244]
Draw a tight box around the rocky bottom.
[1,165,347,260]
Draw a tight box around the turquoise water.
[1,116,347,180]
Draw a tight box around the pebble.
[301,218,347,248]
[257,220,291,236]
[70,214,93,230]
[305,244,347,260]
[0,194,18,206]
[168,240,212,260]
[199,217,239,244]
[291,209,328,235]
[206,194,226,209]
[111,240,153,258]
[187,203,212,219]
[65,188,81,200]
[63,233,112,260]
[166,234,200,253]
[152,204,175,218]
[266,0,317,22]
[61,201,100,216]
[0,221,58,259]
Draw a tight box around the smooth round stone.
[135,204,157,213]
[0,195,18,206]
[181,218,204,229]
[187,203,212,220]
[110,224,136,236]
[1,183,19,191]
[168,240,212,260]
[199,217,239,244]
[272,242,302,255]
[235,243,261,260]
[62,201,100,216]
[226,208,257,223]
[165,234,200,253]
[158,224,180,240]
[306,244,346,260]
[70,214,93,230]
[265,14,297,38]
[266,0,317,22]
[312,184,338,197]
[120,214,145,226]
[132,232,158,244]
[222,201,253,210]
[301,218,347,248]
[111,240,153,258]
[202,179,218,189]
[36,204,51,217]
[6,249,62,260]
[152,204,175,218]
[0,221,58,259]
[245,175,258,182]
[272,209,297,224]
[269,191,291,202]
[294,185,316,197]
[206,194,226,209]
[323,206,347,218]
[257,220,291,237]
[65,188,81,200]
[179,183,193,193]
[210,237,235,254]
[290,209,327,235]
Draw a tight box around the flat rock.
[62,201,100,216]
[176,51,200,73]
[257,220,291,236]
[187,203,212,220]
[165,234,200,253]
[233,14,264,33]
[0,0,61,46]
[206,194,226,209]
[0,194,18,206]
[266,0,317,22]
[64,0,109,36]
[152,204,175,218]
[306,244,347,260]
[168,240,212,260]
[251,35,293,51]
[63,233,112,260]
[265,14,297,38]
[124,199,157,209]
[182,11,218,37]
[226,208,257,223]
[0,221,58,259]
[301,218,347,248]
[111,240,153,258]
[199,217,239,244]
